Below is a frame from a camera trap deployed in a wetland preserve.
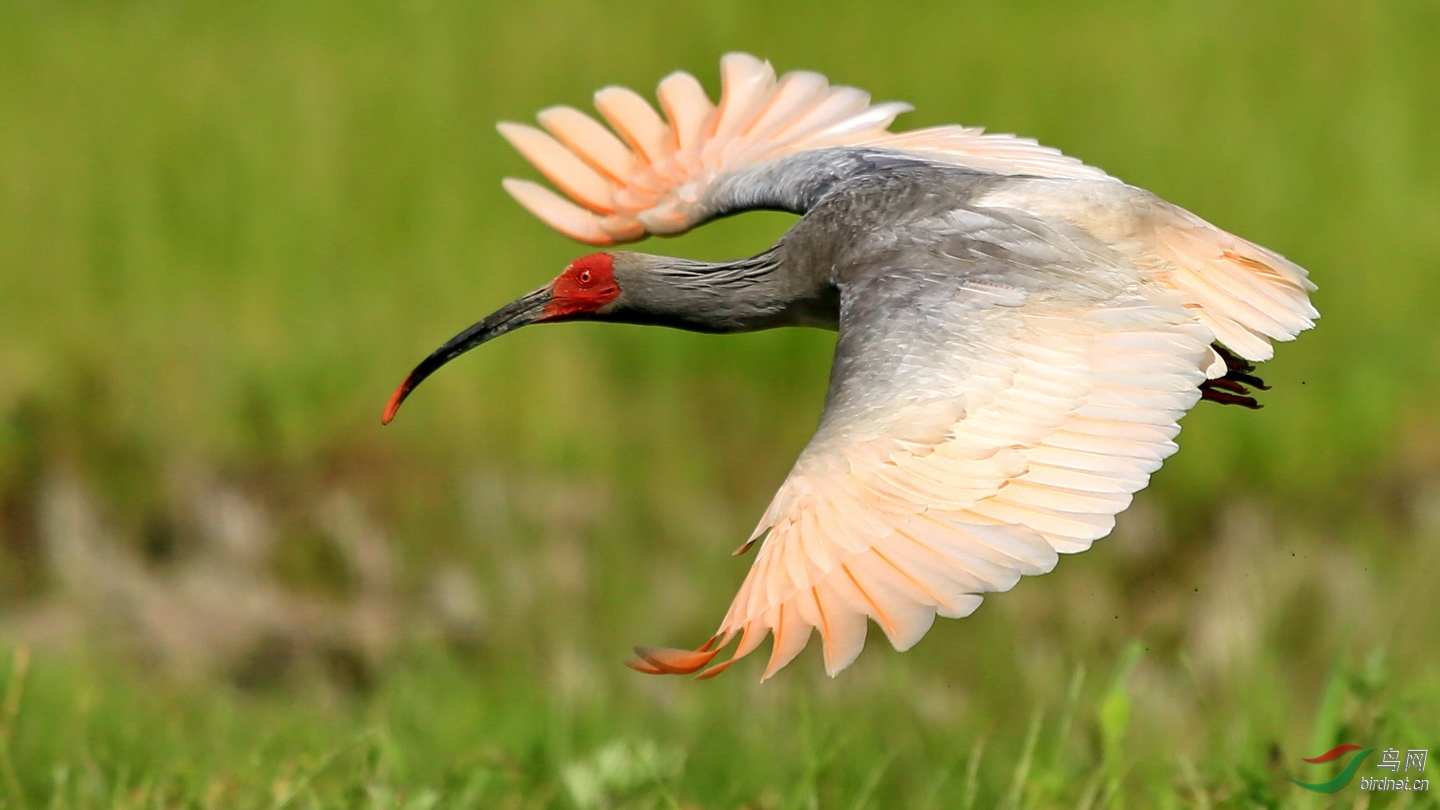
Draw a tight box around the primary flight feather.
[383,53,1317,680]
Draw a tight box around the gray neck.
[606,249,838,333]
[594,149,947,335]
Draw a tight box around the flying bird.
[383,54,1316,680]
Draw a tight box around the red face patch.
[545,253,621,319]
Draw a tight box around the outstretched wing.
[497,53,1316,367]
[498,52,1111,244]
[628,206,1220,680]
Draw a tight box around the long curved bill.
[382,286,552,424]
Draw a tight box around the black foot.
[1199,344,1269,409]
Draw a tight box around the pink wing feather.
[632,293,1216,680]
[497,53,1108,245]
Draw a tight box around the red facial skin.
[544,253,621,320]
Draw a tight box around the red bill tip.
[381,376,411,425]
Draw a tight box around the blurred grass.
[1,0,1439,806]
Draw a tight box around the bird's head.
[543,252,625,320]
[381,253,625,424]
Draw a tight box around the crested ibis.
[383,54,1317,680]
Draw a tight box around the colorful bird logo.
[1289,745,1374,793]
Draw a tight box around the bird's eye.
[579,270,592,285]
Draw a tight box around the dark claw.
[1199,343,1270,409]
[1200,386,1262,409]
[1204,377,1250,395]
[1229,370,1271,390]
[1213,343,1256,373]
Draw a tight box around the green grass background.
[1,0,1438,806]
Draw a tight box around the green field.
[2,0,1438,806]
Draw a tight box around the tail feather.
[1149,211,1318,361]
